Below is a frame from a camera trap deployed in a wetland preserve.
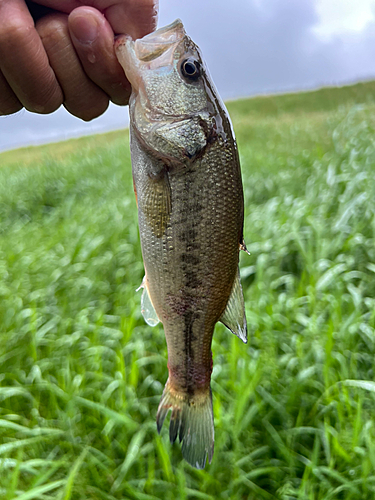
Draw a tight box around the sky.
[2,0,375,152]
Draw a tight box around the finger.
[68,6,130,106]
[99,0,158,39]
[0,0,63,113]
[36,13,109,121]
[27,0,81,15]
[0,71,23,115]
[35,0,159,39]
[25,0,54,22]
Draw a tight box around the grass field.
[1,80,375,499]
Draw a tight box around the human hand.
[0,0,158,120]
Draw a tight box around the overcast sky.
[2,0,375,152]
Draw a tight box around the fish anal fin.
[220,268,247,343]
[139,278,160,327]
[139,169,171,238]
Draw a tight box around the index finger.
[101,0,158,39]
[37,0,158,38]
[0,0,63,113]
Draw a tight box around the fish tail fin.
[156,381,214,469]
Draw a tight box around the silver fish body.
[115,20,247,469]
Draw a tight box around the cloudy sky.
[2,0,375,152]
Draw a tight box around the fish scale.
[115,19,247,469]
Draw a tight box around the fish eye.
[181,58,200,80]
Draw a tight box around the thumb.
[69,6,131,105]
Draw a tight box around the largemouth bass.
[115,19,247,469]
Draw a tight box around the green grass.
[1,80,375,499]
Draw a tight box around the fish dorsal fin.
[220,268,247,343]
[139,170,171,238]
[139,280,160,327]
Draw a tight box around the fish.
[115,19,247,469]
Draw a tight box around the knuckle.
[66,97,109,122]
[36,14,68,49]
[0,98,23,115]
[25,85,63,114]
[26,99,60,115]
[104,81,131,107]
[0,79,22,115]
[0,19,33,43]
[111,89,131,106]
[131,0,159,24]
[112,95,130,106]
[80,101,109,121]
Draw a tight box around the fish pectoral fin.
[139,169,171,238]
[220,268,247,343]
[140,279,160,327]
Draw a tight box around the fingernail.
[70,14,99,44]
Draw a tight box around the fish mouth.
[134,19,185,62]
[115,19,186,91]
[114,34,139,89]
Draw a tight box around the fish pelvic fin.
[138,277,160,327]
[156,381,214,469]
